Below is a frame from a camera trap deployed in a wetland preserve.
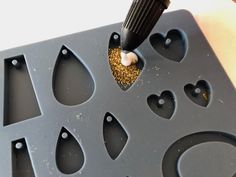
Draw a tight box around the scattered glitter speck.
[218,99,224,104]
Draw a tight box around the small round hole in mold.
[108,32,144,91]
[150,29,187,62]
[15,142,24,150]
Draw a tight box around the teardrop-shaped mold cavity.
[56,127,84,174]
[53,46,94,106]
[108,32,144,91]
[12,138,35,177]
[103,112,128,160]
[4,55,41,126]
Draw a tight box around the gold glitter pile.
[108,48,141,86]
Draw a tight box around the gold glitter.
[202,92,208,101]
[108,48,141,87]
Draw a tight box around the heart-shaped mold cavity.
[56,127,84,174]
[184,80,211,107]
[103,112,128,160]
[147,91,175,119]
[108,32,144,91]
[53,46,94,106]
[150,29,186,62]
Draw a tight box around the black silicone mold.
[0,10,236,177]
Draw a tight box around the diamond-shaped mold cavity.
[103,112,128,160]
